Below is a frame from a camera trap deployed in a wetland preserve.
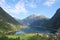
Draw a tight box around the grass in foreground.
[0,33,60,40]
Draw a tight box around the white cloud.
[0,0,5,7]
[11,0,28,14]
[28,3,37,8]
[0,0,11,13]
[29,0,37,8]
[25,0,37,8]
[0,0,41,14]
[0,0,28,14]
[26,0,41,8]
[43,0,56,6]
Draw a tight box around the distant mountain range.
[0,7,60,34]
[18,14,50,33]
[21,14,47,25]
[29,15,48,27]
[19,8,60,33]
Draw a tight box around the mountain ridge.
[0,7,22,34]
[0,7,20,25]
[21,14,47,25]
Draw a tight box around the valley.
[0,7,60,40]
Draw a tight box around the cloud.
[25,0,41,8]
[0,0,11,13]
[28,3,37,8]
[43,0,56,6]
[0,0,5,7]
[0,0,40,14]
[28,0,37,8]
[11,0,28,14]
[0,0,28,14]
[25,0,38,8]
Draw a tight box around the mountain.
[29,15,48,27]
[13,17,22,24]
[0,7,21,34]
[22,14,47,25]
[16,8,60,34]
[50,8,60,29]
[21,14,38,25]
[18,15,50,33]
[43,8,60,33]
[50,8,60,33]
[47,8,60,30]
[0,7,20,25]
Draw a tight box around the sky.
[0,0,60,19]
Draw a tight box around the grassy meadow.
[0,33,60,40]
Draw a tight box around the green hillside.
[0,7,23,34]
[0,33,60,40]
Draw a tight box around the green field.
[0,33,60,40]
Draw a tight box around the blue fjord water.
[15,27,52,34]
